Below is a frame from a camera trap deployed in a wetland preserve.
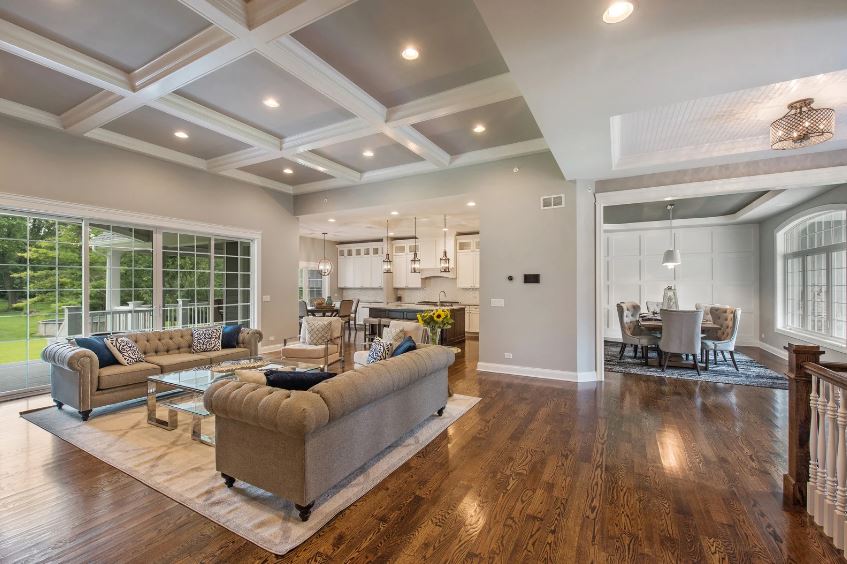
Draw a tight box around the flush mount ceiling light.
[440,215,451,272]
[318,232,333,277]
[282,168,293,174]
[382,220,393,273]
[662,203,681,269]
[472,124,486,134]
[603,1,635,23]
[390,210,399,215]
[410,217,421,274]
[328,218,336,222]
[262,97,279,108]
[466,201,477,207]
[401,46,419,60]
[362,149,374,158]
[770,98,835,150]
[173,130,189,139]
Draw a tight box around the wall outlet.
[262,295,271,302]
[504,352,513,359]
[491,298,505,307]
[761,333,765,339]
[268,336,276,341]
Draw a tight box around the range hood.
[420,267,456,279]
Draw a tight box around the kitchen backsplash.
[340,276,479,305]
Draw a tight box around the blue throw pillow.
[221,324,242,349]
[390,335,417,357]
[75,336,118,368]
[264,370,336,391]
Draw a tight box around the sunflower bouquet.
[417,308,454,345]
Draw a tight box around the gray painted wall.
[294,152,597,376]
[759,183,847,362]
[299,236,339,299]
[0,115,300,346]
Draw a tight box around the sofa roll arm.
[41,342,98,373]
[238,328,263,356]
[204,380,330,435]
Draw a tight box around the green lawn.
[0,312,49,364]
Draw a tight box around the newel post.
[784,343,824,506]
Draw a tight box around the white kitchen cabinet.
[456,235,480,289]
[337,244,384,288]
[390,241,422,288]
[466,306,480,333]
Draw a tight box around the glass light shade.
[410,254,421,273]
[318,258,333,276]
[382,255,393,273]
[439,252,451,272]
[662,249,681,268]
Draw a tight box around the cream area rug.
[21,394,480,556]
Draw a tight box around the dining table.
[637,315,720,369]
[307,306,339,317]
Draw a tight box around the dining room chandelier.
[439,215,451,272]
[662,204,681,269]
[318,232,333,276]
[770,98,835,150]
[410,217,421,273]
[382,219,393,274]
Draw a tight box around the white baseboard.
[476,362,599,382]
[259,344,283,354]
[753,340,788,359]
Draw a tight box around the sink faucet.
[438,291,447,307]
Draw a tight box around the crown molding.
[206,147,276,172]
[281,118,378,154]
[382,124,451,168]
[84,128,207,169]
[295,152,361,183]
[131,26,234,90]
[219,169,293,194]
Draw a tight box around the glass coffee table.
[147,357,322,445]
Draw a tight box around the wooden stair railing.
[786,343,847,554]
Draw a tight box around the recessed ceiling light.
[390,210,399,215]
[389,232,395,236]
[401,46,419,61]
[472,124,486,134]
[603,1,634,24]
[663,196,673,201]
[467,201,477,207]
[263,97,279,108]
[442,227,448,232]
[328,218,336,222]
[174,130,189,139]
[362,149,374,158]
[513,167,520,173]
[283,168,294,174]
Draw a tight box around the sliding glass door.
[0,208,257,398]
[0,212,83,395]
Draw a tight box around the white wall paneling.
[603,224,759,344]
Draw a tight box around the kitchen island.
[367,304,466,345]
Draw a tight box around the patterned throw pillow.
[381,326,407,349]
[304,317,333,345]
[366,337,393,364]
[192,326,223,353]
[105,336,145,366]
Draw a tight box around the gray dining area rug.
[20,393,481,556]
[604,341,788,389]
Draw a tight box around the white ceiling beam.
[0,19,131,94]
[219,169,293,194]
[281,117,378,154]
[0,98,63,130]
[248,0,358,41]
[386,73,521,127]
[294,152,362,183]
[150,94,281,150]
[206,147,278,172]
[382,125,451,168]
[449,138,548,167]
[84,128,208,170]
[61,32,250,134]
[178,0,249,35]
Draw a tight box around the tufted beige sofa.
[42,327,262,420]
[203,345,454,522]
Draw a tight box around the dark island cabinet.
[368,307,466,345]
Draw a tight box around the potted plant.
[416,308,454,345]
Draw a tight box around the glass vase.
[431,327,442,345]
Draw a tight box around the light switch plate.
[262,295,271,302]
[490,298,505,307]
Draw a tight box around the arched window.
[777,207,847,346]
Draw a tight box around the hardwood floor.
[0,338,841,562]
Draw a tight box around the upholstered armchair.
[282,316,344,370]
[616,302,659,363]
[701,307,741,371]
[659,309,704,375]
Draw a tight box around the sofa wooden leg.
[78,410,91,421]
[295,502,314,522]
[54,400,63,410]
[437,406,445,416]
[222,473,235,488]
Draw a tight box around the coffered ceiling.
[0,0,547,195]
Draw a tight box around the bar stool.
[363,318,388,342]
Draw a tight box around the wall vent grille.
[541,194,565,209]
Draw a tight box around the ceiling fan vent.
[540,194,565,209]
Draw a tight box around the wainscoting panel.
[604,224,759,344]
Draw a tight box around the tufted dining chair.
[701,307,741,371]
[645,301,662,315]
[658,309,704,375]
[616,302,659,363]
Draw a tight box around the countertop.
[368,303,467,311]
